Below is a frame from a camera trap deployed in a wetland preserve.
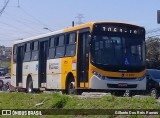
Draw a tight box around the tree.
[146,37,160,69]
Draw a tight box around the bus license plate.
[118,83,128,87]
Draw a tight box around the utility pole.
[17,0,20,8]
[157,10,160,24]
[75,14,84,25]
[43,27,53,32]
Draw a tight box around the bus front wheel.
[150,88,158,98]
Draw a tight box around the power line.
[17,7,54,32]
[2,13,46,34]
[5,11,44,26]
[0,0,9,16]
[0,21,34,35]
[18,7,50,28]
[17,0,20,8]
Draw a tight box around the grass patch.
[51,94,70,108]
[0,92,160,118]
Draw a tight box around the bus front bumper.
[89,75,146,90]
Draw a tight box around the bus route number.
[124,73,135,77]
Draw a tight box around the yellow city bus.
[11,22,146,94]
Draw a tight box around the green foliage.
[0,61,10,67]
[146,37,160,69]
[51,93,70,108]
[0,92,160,118]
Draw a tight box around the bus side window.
[55,35,65,58]
[65,33,76,57]
[31,41,39,61]
[48,37,56,59]
[24,43,31,62]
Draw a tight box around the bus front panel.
[89,23,146,91]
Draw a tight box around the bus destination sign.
[94,24,144,35]
[101,26,144,35]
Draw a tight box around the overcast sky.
[0,0,160,47]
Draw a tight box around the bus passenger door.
[38,41,48,88]
[16,46,24,86]
[77,32,90,88]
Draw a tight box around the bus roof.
[13,29,64,45]
[64,21,144,32]
[13,21,144,45]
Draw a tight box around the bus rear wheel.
[67,81,76,94]
[66,75,76,95]
[26,78,33,93]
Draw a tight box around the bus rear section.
[88,23,146,92]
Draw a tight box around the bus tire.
[150,88,158,99]
[68,82,76,94]
[0,80,4,90]
[26,77,33,93]
[66,75,76,95]
[123,90,131,97]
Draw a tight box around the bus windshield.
[91,35,145,66]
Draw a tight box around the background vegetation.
[146,37,160,69]
[0,61,10,67]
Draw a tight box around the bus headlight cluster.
[93,71,106,80]
[137,75,145,81]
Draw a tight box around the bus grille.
[107,84,137,88]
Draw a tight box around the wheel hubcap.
[68,82,75,94]
[28,88,32,93]
[28,82,32,93]
[151,89,157,97]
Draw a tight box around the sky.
[0,0,160,47]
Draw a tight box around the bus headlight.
[98,73,102,78]
[94,72,98,76]
[93,71,105,80]
[137,76,145,81]
[98,74,106,80]
[101,76,106,80]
